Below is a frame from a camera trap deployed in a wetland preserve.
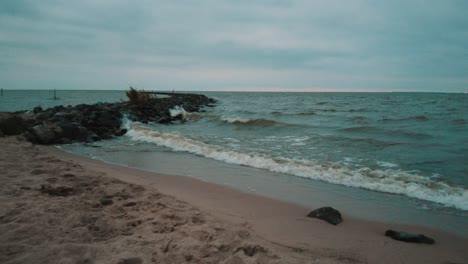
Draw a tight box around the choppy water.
[2,90,467,233]
[125,92,468,210]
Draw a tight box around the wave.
[270,111,317,116]
[382,116,429,122]
[168,106,201,121]
[451,119,468,125]
[341,126,382,133]
[125,124,468,211]
[220,116,281,127]
[349,116,368,122]
[348,108,370,113]
[324,135,406,149]
[341,126,432,139]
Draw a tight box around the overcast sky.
[1,0,467,92]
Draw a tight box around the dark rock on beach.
[0,92,216,144]
[306,207,343,225]
[385,230,435,244]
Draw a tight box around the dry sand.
[0,136,466,264]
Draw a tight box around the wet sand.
[1,136,466,264]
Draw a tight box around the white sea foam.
[169,106,188,118]
[220,116,251,123]
[121,115,133,130]
[168,106,201,121]
[126,125,468,211]
[377,161,399,168]
[219,116,279,126]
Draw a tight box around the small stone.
[385,230,435,244]
[306,206,343,225]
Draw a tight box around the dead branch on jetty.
[126,87,150,104]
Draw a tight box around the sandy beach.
[0,136,466,264]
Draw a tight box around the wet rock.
[115,128,127,136]
[385,230,435,244]
[306,207,343,225]
[96,109,121,128]
[157,116,172,124]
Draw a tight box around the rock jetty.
[0,92,216,145]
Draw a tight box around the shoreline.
[1,136,467,263]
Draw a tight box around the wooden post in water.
[1,88,3,96]
[53,88,57,100]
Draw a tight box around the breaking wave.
[168,106,201,121]
[126,124,468,211]
[219,116,281,127]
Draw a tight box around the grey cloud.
[0,0,467,91]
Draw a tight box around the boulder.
[31,124,60,144]
[385,230,435,244]
[115,128,127,136]
[96,109,121,128]
[306,207,343,225]
[53,111,77,121]
[35,111,53,122]
[51,105,66,114]
[33,106,43,113]
[56,122,89,142]
[157,116,172,124]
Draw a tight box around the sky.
[1,0,467,92]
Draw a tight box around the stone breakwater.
[0,93,216,144]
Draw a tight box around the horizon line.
[0,88,465,94]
